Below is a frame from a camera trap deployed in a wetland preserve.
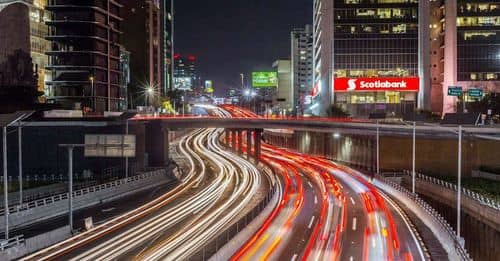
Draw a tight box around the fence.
[0,170,166,216]
[191,185,277,260]
[402,170,500,210]
[0,235,24,251]
[377,174,471,260]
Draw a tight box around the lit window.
[486,73,498,80]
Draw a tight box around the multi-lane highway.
[219,105,427,261]
[23,128,271,260]
[23,104,430,261]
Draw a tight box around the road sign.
[468,88,483,98]
[448,86,463,96]
[84,135,136,157]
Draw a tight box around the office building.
[123,0,160,106]
[174,54,198,91]
[162,0,174,94]
[45,0,125,112]
[291,25,314,115]
[122,0,173,107]
[442,1,500,114]
[273,59,292,114]
[313,0,430,117]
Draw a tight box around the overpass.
[132,116,500,137]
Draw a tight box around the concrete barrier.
[471,170,500,182]
[0,226,71,260]
[0,169,171,230]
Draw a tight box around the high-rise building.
[291,25,314,115]
[45,0,125,112]
[0,0,50,110]
[313,0,430,117]
[273,59,292,114]
[442,1,500,114]
[121,0,173,107]
[174,54,198,91]
[429,0,445,115]
[162,0,174,94]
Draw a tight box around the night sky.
[174,0,313,96]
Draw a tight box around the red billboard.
[334,78,420,92]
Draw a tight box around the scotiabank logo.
[334,78,420,92]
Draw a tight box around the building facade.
[291,25,314,115]
[161,0,174,95]
[45,0,125,112]
[174,54,198,91]
[273,59,293,114]
[442,1,500,114]
[313,0,430,117]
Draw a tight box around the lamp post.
[89,76,95,111]
[146,87,154,107]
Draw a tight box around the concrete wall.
[265,131,500,177]
[0,226,71,261]
[0,169,171,230]
[404,176,500,261]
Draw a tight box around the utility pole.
[412,121,416,194]
[457,125,463,241]
[376,121,380,175]
[18,122,23,206]
[3,126,9,240]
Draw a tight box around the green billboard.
[252,72,278,88]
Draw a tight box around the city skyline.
[174,0,313,95]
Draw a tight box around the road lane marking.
[291,253,298,261]
[349,256,354,261]
[308,216,315,229]
[352,217,357,231]
[314,196,318,205]
[308,182,313,188]
[350,197,355,205]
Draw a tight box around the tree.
[327,104,350,118]
[468,93,500,115]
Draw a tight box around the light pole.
[251,90,257,113]
[457,125,463,241]
[3,126,9,240]
[18,122,22,206]
[146,87,153,107]
[412,121,416,194]
[376,120,380,175]
[89,76,95,111]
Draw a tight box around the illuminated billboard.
[252,72,278,88]
[334,78,420,92]
[174,77,193,90]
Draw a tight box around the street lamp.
[89,76,94,111]
[146,86,154,107]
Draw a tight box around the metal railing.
[0,169,167,216]
[402,170,500,211]
[191,185,278,260]
[378,175,471,260]
[0,235,24,251]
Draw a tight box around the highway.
[23,128,270,260]
[218,105,427,261]
[23,104,431,260]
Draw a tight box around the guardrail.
[402,170,500,211]
[378,174,471,260]
[191,185,278,260]
[0,235,24,251]
[0,170,166,216]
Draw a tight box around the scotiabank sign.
[334,78,420,92]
